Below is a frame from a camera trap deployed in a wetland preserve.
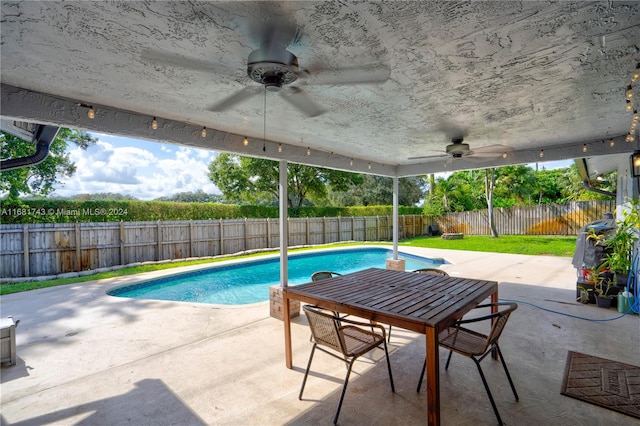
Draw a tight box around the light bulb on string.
[582,144,587,153]
[307,147,311,156]
[502,152,508,159]
[278,144,282,153]
[349,159,354,166]
[243,136,249,146]
[539,149,544,158]
[200,127,207,138]
[87,106,95,119]
[610,139,615,147]
[368,162,371,170]
[151,117,158,130]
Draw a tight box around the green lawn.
[1,236,576,295]
[400,234,577,257]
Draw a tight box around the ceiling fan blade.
[280,87,327,117]
[301,65,391,85]
[208,86,262,112]
[467,144,513,158]
[141,49,232,74]
[407,154,449,160]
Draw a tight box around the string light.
[151,117,158,130]
[200,127,207,138]
[502,152,508,159]
[582,144,587,153]
[278,144,282,153]
[349,158,354,166]
[610,139,615,147]
[243,136,249,146]
[539,149,544,158]
[368,162,371,170]
[87,106,95,119]
[306,147,311,156]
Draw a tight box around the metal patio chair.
[299,305,395,425]
[311,270,342,281]
[417,302,520,425]
[388,268,449,341]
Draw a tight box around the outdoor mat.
[561,351,640,419]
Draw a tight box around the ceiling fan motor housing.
[247,47,299,91]
[446,141,470,157]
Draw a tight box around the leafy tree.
[208,154,363,207]
[156,189,222,203]
[484,168,498,237]
[1,128,97,203]
[329,175,427,206]
[62,192,138,201]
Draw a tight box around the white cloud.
[53,137,220,200]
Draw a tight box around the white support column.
[386,176,405,271]
[393,176,399,259]
[279,160,289,288]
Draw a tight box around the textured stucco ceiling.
[1,1,639,177]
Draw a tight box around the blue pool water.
[108,247,444,305]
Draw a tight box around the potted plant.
[593,262,615,308]
[604,198,639,287]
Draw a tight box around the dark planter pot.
[616,273,630,287]
[595,295,614,308]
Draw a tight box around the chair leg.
[417,359,426,393]
[382,338,395,393]
[496,344,519,401]
[333,358,356,425]
[299,344,317,400]
[387,325,392,342]
[445,350,453,370]
[472,357,503,426]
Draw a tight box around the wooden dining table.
[282,267,498,426]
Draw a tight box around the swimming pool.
[108,247,445,305]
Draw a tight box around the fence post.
[22,223,30,277]
[244,217,248,251]
[75,222,81,272]
[364,217,367,242]
[323,217,327,244]
[351,216,355,241]
[305,217,309,245]
[338,216,342,242]
[266,217,271,248]
[157,220,162,261]
[376,216,379,241]
[119,221,125,265]
[189,220,194,258]
[219,218,224,255]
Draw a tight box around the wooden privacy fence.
[435,200,616,236]
[1,215,427,278]
[0,201,616,278]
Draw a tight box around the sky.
[53,133,220,200]
[52,133,573,201]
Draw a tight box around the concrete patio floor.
[1,246,638,425]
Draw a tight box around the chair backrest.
[413,268,449,276]
[485,303,518,350]
[303,305,346,355]
[311,271,341,281]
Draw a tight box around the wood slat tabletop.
[284,268,497,334]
